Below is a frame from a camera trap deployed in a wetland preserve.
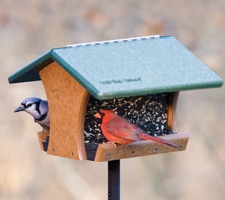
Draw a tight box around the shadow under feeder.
[8,35,223,162]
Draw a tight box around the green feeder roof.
[8,35,223,99]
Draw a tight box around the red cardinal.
[94,110,179,149]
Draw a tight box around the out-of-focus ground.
[1,0,225,199]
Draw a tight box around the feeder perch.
[8,35,223,162]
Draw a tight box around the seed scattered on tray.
[84,93,171,144]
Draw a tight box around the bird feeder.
[8,35,223,162]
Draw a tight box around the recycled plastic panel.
[39,62,90,160]
[8,36,223,100]
[94,132,189,162]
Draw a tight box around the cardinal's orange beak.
[94,112,102,119]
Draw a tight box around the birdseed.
[84,93,173,144]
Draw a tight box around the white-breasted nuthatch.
[14,97,50,131]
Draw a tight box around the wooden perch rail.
[94,132,189,162]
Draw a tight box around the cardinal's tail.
[138,132,180,149]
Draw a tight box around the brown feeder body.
[37,63,188,161]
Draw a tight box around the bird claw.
[106,141,117,148]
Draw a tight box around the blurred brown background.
[1,0,225,199]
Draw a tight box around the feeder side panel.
[167,92,179,132]
[39,62,89,160]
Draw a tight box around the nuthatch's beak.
[14,105,25,112]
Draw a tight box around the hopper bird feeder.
[8,35,223,162]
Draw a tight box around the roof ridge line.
[66,35,160,48]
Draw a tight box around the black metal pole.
[108,160,120,200]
